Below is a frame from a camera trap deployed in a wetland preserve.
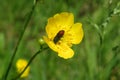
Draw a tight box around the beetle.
[53,30,65,44]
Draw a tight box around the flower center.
[53,30,65,44]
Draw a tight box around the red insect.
[53,30,65,44]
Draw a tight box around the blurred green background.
[0,0,120,80]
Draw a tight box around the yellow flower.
[16,59,30,78]
[43,12,84,59]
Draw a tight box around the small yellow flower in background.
[43,12,84,59]
[16,59,30,78]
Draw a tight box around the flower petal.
[43,36,58,52]
[46,12,74,39]
[46,17,59,39]
[56,43,74,59]
[63,23,84,44]
[16,59,30,78]
[43,36,74,59]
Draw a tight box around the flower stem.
[3,1,38,80]
[12,47,48,80]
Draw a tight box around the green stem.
[3,1,38,80]
[12,47,48,80]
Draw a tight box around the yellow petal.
[56,43,74,59]
[21,67,30,78]
[63,23,84,44]
[46,17,59,39]
[16,59,30,78]
[53,12,74,30]
[43,36,58,52]
[46,12,74,39]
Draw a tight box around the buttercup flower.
[43,12,84,59]
[16,59,30,78]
